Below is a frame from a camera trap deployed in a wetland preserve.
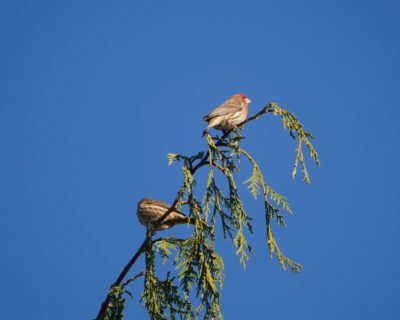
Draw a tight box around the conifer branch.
[96,101,319,319]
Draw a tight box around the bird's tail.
[171,215,191,225]
[175,209,210,229]
[187,217,211,229]
[202,129,208,137]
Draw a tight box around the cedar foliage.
[96,102,319,320]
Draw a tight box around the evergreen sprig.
[142,239,194,320]
[103,286,127,320]
[269,102,320,183]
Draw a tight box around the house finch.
[202,93,251,136]
[137,197,194,231]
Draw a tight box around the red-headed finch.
[202,93,251,136]
[137,197,194,231]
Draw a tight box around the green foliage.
[103,286,127,320]
[269,103,320,183]
[142,239,194,320]
[154,237,179,265]
[103,282,136,320]
[175,236,224,320]
[99,102,319,319]
[168,151,206,168]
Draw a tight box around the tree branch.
[96,238,149,319]
[121,271,145,289]
[191,151,210,173]
[239,103,275,127]
[219,103,275,139]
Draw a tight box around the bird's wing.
[203,98,243,121]
[146,198,188,218]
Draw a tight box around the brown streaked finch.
[202,93,251,136]
[137,197,194,231]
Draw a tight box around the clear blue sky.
[1,1,399,319]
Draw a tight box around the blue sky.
[1,0,399,319]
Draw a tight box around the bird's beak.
[245,98,252,104]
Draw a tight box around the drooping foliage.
[96,102,319,320]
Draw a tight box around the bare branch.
[121,271,145,289]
